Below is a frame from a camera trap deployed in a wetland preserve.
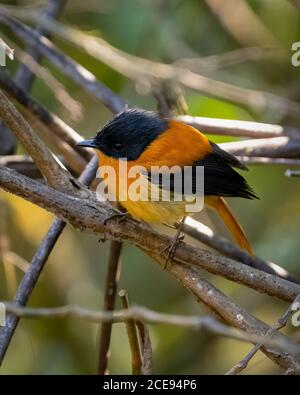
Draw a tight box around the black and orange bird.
[78,108,257,255]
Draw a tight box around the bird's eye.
[112,142,123,152]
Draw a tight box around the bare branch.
[0,0,67,155]
[0,15,125,114]
[119,289,143,375]
[0,69,92,162]
[1,166,299,304]
[2,302,299,357]
[177,115,300,139]
[1,166,300,371]
[97,240,123,374]
[182,217,300,285]
[226,294,300,375]
[0,90,78,193]
[220,137,300,158]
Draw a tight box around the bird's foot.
[161,234,185,270]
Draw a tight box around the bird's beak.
[76,138,97,149]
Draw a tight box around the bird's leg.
[103,209,131,225]
[162,216,186,270]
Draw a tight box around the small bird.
[78,108,257,255]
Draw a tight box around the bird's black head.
[77,108,167,160]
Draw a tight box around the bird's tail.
[206,196,253,255]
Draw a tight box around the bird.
[77,108,257,255]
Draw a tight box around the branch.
[176,115,300,139]
[0,69,91,162]
[220,137,300,158]
[0,90,78,193]
[182,218,300,285]
[1,166,299,304]
[1,167,300,371]
[119,290,142,375]
[0,0,67,154]
[97,239,123,374]
[0,15,125,114]
[2,302,298,357]
[226,294,300,375]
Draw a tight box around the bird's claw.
[161,234,185,270]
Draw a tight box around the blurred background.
[0,0,300,374]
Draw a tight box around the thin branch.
[0,15,125,114]
[2,302,299,357]
[119,289,142,375]
[7,35,83,122]
[0,68,92,161]
[0,0,66,155]
[1,166,299,304]
[176,115,300,139]
[0,156,98,365]
[0,90,78,193]
[226,294,300,375]
[14,0,67,91]
[136,320,153,375]
[97,239,123,374]
[220,137,300,158]
[237,157,300,166]
[175,46,284,72]
[161,263,300,372]
[182,217,300,285]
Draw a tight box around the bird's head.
[77,108,167,161]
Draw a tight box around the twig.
[0,15,125,114]
[175,47,283,72]
[220,137,300,158]
[0,156,98,365]
[182,217,300,285]
[0,68,91,161]
[136,320,153,375]
[119,289,142,375]
[226,294,300,375]
[0,90,77,193]
[176,115,300,139]
[237,157,300,166]
[162,263,300,372]
[1,166,300,304]
[2,302,299,356]
[6,35,83,122]
[0,0,66,155]
[97,240,123,374]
